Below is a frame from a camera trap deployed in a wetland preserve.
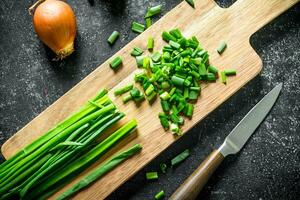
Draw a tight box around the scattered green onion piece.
[145,18,152,28]
[146,172,158,180]
[224,69,237,76]
[122,94,132,103]
[160,91,171,100]
[160,163,167,174]
[145,5,162,18]
[169,40,181,49]
[107,31,119,45]
[217,41,227,54]
[161,100,170,112]
[186,104,194,118]
[208,65,218,74]
[162,31,177,42]
[147,37,154,51]
[171,149,190,166]
[132,22,145,33]
[155,190,165,200]
[221,71,227,84]
[109,56,122,70]
[114,84,133,96]
[131,47,143,57]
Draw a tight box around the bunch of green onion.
[0,89,138,199]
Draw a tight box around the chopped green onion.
[145,5,162,18]
[171,149,190,166]
[162,52,171,61]
[147,37,154,51]
[221,71,227,84]
[145,84,155,96]
[155,190,165,200]
[199,63,207,76]
[122,94,132,103]
[131,47,143,57]
[224,69,236,76]
[159,163,167,174]
[217,41,227,54]
[161,100,170,112]
[208,65,218,74]
[114,84,133,96]
[186,103,194,118]
[136,55,145,67]
[169,28,183,39]
[146,91,157,102]
[189,90,198,100]
[170,123,181,135]
[109,56,122,70]
[160,91,171,100]
[159,113,169,130]
[171,75,185,86]
[145,18,152,28]
[203,73,216,81]
[169,40,181,49]
[107,31,119,45]
[132,22,145,33]
[143,57,151,69]
[161,81,170,90]
[151,52,162,62]
[162,31,177,42]
[146,172,158,180]
[130,88,142,98]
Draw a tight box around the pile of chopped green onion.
[114,28,236,134]
[0,89,139,199]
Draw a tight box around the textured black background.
[0,0,299,199]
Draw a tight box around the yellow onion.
[30,0,77,59]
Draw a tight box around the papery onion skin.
[33,0,76,59]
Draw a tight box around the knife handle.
[169,149,224,200]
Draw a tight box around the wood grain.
[1,0,298,199]
[169,149,224,200]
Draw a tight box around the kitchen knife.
[169,83,283,200]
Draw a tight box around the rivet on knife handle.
[169,149,224,200]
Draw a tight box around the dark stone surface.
[0,0,299,199]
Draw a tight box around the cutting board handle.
[229,0,298,37]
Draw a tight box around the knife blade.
[170,83,282,200]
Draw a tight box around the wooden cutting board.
[1,0,298,199]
